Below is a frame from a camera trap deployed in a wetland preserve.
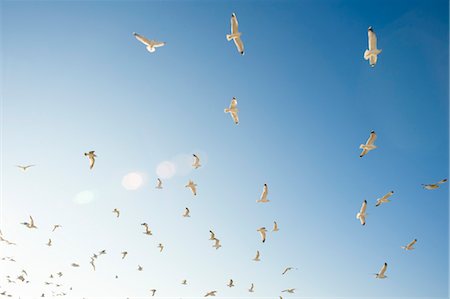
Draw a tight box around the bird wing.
[233,37,244,54]
[231,14,239,34]
[133,33,151,46]
[231,111,239,124]
[209,230,215,239]
[408,239,417,247]
[259,230,266,242]
[359,215,366,225]
[366,131,377,145]
[89,156,95,169]
[29,216,35,226]
[381,191,393,201]
[368,29,377,51]
[255,250,260,259]
[379,263,387,275]
[437,179,448,184]
[360,200,367,214]
[152,41,165,48]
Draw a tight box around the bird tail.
[226,34,233,41]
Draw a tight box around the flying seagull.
[226,13,244,55]
[21,216,37,229]
[121,251,128,259]
[137,265,143,271]
[375,262,388,279]
[112,208,120,218]
[141,223,152,235]
[212,238,222,250]
[401,239,417,251]
[248,283,255,292]
[272,221,279,232]
[150,289,156,297]
[422,179,448,190]
[375,191,394,207]
[359,131,377,158]
[209,230,216,240]
[364,26,382,67]
[356,200,367,225]
[257,183,269,203]
[253,250,261,262]
[282,267,296,275]
[16,165,35,172]
[71,263,79,267]
[257,227,267,243]
[185,180,197,195]
[46,239,52,247]
[192,154,201,169]
[181,279,187,285]
[204,291,217,297]
[183,207,191,217]
[52,225,62,232]
[133,32,165,53]
[227,279,235,287]
[84,151,97,169]
[157,243,164,252]
[224,97,239,125]
[90,259,96,271]
[282,289,295,293]
[156,178,163,189]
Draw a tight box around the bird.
[71,263,79,267]
[137,265,143,271]
[272,221,279,232]
[248,283,255,292]
[375,191,394,207]
[16,165,35,172]
[141,223,152,235]
[356,200,367,225]
[182,207,191,217]
[133,32,165,53]
[181,279,187,285]
[257,183,269,203]
[90,259,96,271]
[112,208,120,218]
[224,97,239,124]
[98,249,106,256]
[282,289,295,293]
[226,13,244,55]
[257,227,267,243]
[422,179,448,190]
[282,267,296,275]
[21,216,37,229]
[212,238,222,250]
[359,131,377,157]
[401,239,417,251]
[209,230,216,240]
[156,178,163,189]
[57,272,63,277]
[185,180,197,195]
[157,243,164,252]
[227,279,235,287]
[192,154,201,169]
[253,250,261,262]
[84,151,96,169]
[121,251,128,259]
[46,239,52,247]
[149,289,156,297]
[204,291,217,297]
[364,26,382,67]
[52,225,62,232]
[375,262,388,279]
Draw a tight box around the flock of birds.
[1,11,448,299]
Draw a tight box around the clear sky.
[1,0,448,298]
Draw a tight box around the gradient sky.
[1,0,449,298]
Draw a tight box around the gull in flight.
[21,216,37,229]
[248,283,255,292]
[356,200,367,225]
[401,239,417,251]
[282,289,295,293]
[227,279,235,287]
[212,238,222,250]
[156,178,163,189]
[204,291,217,297]
[224,97,239,125]
[226,13,244,55]
[359,131,377,158]
[253,250,261,262]
[192,154,201,169]
[52,225,62,232]
[209,230,216,240]
[272,221,279,232]
[257,227,267,243]
[84,151,97,169]
[150,289,156,297]
[375,262,388,279]
[364,26,382,67]
[282,267,297,275]
[0,231,16,245]
[112,208,120,218]
[183,207,191,217]
[46,239,52,247]
[121,251,128,259]
[185,180,197,195]
[181,279,187,285]
[375,191,394,207]
[16,165,35,172]
[422,179,448,190]
[137,265,143,271]
[141,223,152,235]
[98,249,107,256]
[71,263,79,267]
[90,258,96,271]
[257,183,269,203]
[133,32,165,53]
[157,243,164,252]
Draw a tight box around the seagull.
[257,227,267,243]
[90,259,96,271]
[46,239,52,247]
[133,32,165,53]
[356,200,367,225]
[141,223,152,235]
[375,262,388,279]
[226,13,244,55]
[422,179,448,190]
[71,263,79,267]
[149,289,156,297]
[57,272,63,277]
[253,250,261,261]
[257,183,269,203]
[192,154,201,169]
[375,191,394,207]
[212,238,222,250]
[121,251,128,259]
[272,221,279,232]
[401,239,417,251]
[224,97,239,124]
[112,208,120,218]
[248,283,255,292]
[282,289,295,293]
[181,279,187,285]
[52,225,62,232]
[282,267,297,275]
[84,151,97,170]
[204,291,217,297]
[21,216,37,229]
[227,279,235,287]
[137,265,143,271]
[156,178,163,189]
[98,249,107,256]
[359,131,377,157]
[157,243,164,252]
[209,230,216,240]
[183,207,191,217]
[364,26,382,67]
[16,165,35,172]
[185,180,197,195]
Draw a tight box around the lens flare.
[122,172,144,190]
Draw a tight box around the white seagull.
[422,179,448,190]
[21,216,37,229]
[185,180,197,196]
[156,178,163,189]
[16,165,35,172]
[204,290,217,297]
[364,26,382,67]
[253,250,260,261]
[227,279,235,287]
[401,239,417,251]
[282,267,296,275]
[257,183,269,203]
[282,288,295,293]
[375,191,394,207]
[46,239,52,247]
[183,207,191,217]
[224,97,239,125]
[375,262,388,279]
[226,13,244,55]
[84,151,97,169]
[272,221,279,232]
[257,227,267,243]
[192,154,201,169]
[112,208,120,218]
[356,200,367,225]
[359,131,377,158]
[133,32,165,53]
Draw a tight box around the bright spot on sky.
[73,190,95,204]
[122,172,144,190]
[156,161,176,179]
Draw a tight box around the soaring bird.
[257,227,267,243]
[21,216,37,229]
[375,262,388,279]
[282,267,296,275]
[224,97,239,125]
[84,151,97,169]
[157,243,164,252]
[226,13,244,55]
[359,131,377,157]
[253,250,261,262]
[121,251,128,259]
[185,180,197,195]
[257,183,269,203]
[112,208,120,218]
[375,191,394,207]
[16,165,35,172]
[133,32,165,53]
[204,291,217,297]
[71,263,79,267]
[137,265,143,271]
[192,154,201,169]
[209,230,216,240]
[356,200,367,225]
[141,223,152,235]
[90,259,96,271]
[46,239,52,247]
[401,239,417,251]
[422,179,448,190]
[181,279,187,285]
[227,279,235,287]
[183,207,191,217]
[52,225,62,232]
[272,221,279,232]
[282,289,295,293]
[212,238,222,250]
[156,178,163,189]
[98,249,107,256]
[364,26,382,67]
[248,283,255,292]
[150,289,156,297]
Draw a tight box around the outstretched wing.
[231,13,239,34]
[133,32,151,46]
[366,131,377,145]
[368,28,377,51]
[233,37,244,55]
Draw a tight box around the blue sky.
[1,0,448,298]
